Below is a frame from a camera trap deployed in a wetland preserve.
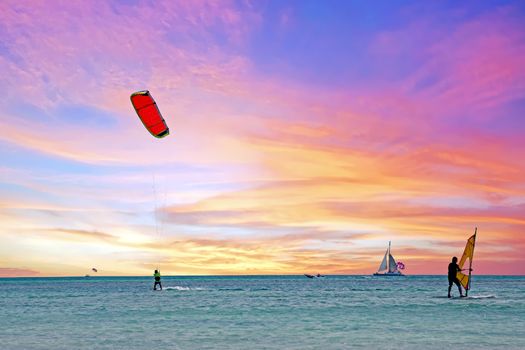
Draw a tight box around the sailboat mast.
[387,241,392,272]
[466,228,477,297]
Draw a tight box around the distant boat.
[85,274,90,278]
[373,241,404,276]
[304,274,324,279]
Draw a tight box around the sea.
[1,275,523,349]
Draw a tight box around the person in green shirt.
[153,270,162,291]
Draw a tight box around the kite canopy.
[130,90,169,138]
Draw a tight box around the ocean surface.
[1,275,524,349]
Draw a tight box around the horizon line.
[2,274,524,278]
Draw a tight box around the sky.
[1,0,524,277]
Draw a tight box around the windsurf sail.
[456,228,477,296]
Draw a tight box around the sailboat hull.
[372,272,404,276]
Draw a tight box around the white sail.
[388,254,397,273]
[373,241,404,276]
[378,250,388,272]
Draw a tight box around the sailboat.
[456,228,477,296]
[373,241,404,276]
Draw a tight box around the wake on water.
[160,286,271,292]
[163,286,206,291]
[458,295,496,299]
[433,295,496,299]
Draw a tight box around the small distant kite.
[130,90,170,138]
[92,268,98,273]
[396,262,405,270]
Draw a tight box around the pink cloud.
[401,9,525,119]
[0,267,40,277]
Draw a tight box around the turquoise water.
[1,275,524,349]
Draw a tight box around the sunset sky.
[1,0,524,277]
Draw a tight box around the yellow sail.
[456,229,477,292]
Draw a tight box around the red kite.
[130,90,169,138]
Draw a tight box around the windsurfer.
[448,257,469,298]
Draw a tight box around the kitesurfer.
[448,257,466,298]
[153,270,162,291]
